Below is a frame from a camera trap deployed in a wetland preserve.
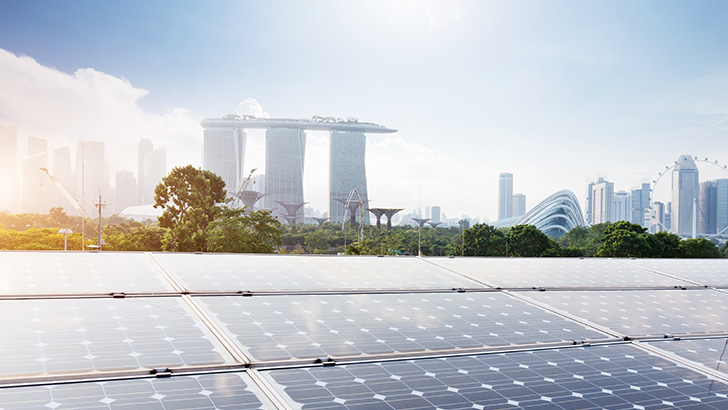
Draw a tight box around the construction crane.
[40,167,98,250]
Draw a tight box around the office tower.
[22,137,51,214]
[498,173,513,220]
[115,171,136,214]
[717,179,728,234]
[697,180,717,234]
[265,127,306,222]
[431,206,442,223]
[671,154,699,235]
[650,201,666,233]
[0,126,19,212]
[137,139,153,205]
[664,202,672,231]
[203,127,246,198]
[143,148,166,203]
[613,191,631,222]
[590,177,613,224]
[75,141,109,216]
[329,129,369,224]
[630,183,651,227]
[425,206,431,219]
[512,194,526,218]
[53,146,74,212]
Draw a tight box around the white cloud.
[235,98,269,118]
[0,48,202,182]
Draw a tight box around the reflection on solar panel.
[154,253,484,291]
[2,251,728,409]
[263,344,728,409]
[622,259,728,287]
[197,293,607,361]
[425,257,695,288]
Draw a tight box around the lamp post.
[58,228,73,251]
[95,194,107,251]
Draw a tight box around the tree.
[679,238,723,258]
[463,223,505,256]
[154,165,227,252]
[206,209,282,253]
[507,225,553,257]
[305,228,332,254]
[653,231,682,258]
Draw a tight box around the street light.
[58,228,73,251]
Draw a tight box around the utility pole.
[95,194,106,251]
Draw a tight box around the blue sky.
[1,0,727,220]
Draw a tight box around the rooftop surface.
[1,252,728,409]
[201,115,397,133]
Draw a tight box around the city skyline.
[1,1,727,221]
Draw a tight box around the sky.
[1,0,727,221]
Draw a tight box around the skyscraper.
[512,193,526,218]
[0,126,19,212]
[590,177,613,224]
[137,139,153,205]
[265,127,306,222]
[143,147,166,203]
[431,206,442,224]
[329,129,369,224]
[75,141,109,216]
[613,191,631,222]
[671,154,699,236]
[650,201,666,233]
[203,127,246,198]
[115,170,136,214]
[717,179,728,235]
[53,146,74,212]
[498,173,513,220]
[630,183,651,227]
[697,180,717,234]
[22,137,51,214]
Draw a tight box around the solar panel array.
[1,251,728,409]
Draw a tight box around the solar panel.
[425,257,694,288]
[0,252,174,295]
[622,259,728,287]
[262,343,728,409]
[0,372,273,409]
[196,293,608,362]
[0,297,234,378]
[522,289,728,337]
[152,253,485,292]
[643,337,728,376]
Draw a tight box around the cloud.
[0,48,202,181]
[235,98,269,118]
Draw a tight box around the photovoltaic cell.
[152,253,484,292]
[622,259,728,287]
[263,343,728,409]
[0,297,233,378]
[523,289,728,337]
[643,337,728,376]
[0,372,272,409]
[425,257,693,288]
[196,293,607,362]
[0,252,174,295]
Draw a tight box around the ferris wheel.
[650,156,728,237]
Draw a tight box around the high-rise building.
[650,201,666,233]
[431,206,442,224]
[143,148,166,203]
[0,126,19,212]
[115,171,136,214]
[671,154,699,236]
[265,127,306,222]
[630,183,651,227]
[52,146,74,212]
[664,202,672,232]
[512,194,526,218]
[697,180,717,234]
[717,179,728,235]
[22,137,51,214]
[613,191,631,222]
[202,127,246,198]
[590,177,613,224]
[498,173,513,220]
[329,130,369,224]
[137,139,153,205]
